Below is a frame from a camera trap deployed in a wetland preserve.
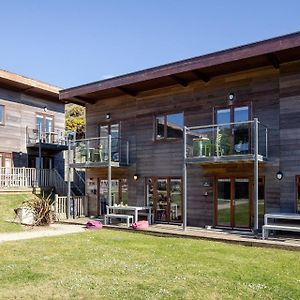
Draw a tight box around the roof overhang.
[60,31,300,105]
[0,69,60,101]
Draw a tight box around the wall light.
[43,106,48,112]
[106,113,111,120]
[276,171,283,180]
[133,174,138,181]
[228,92,235,105]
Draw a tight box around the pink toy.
[132,220,149,230]
[86,220,103,229]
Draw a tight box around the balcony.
[185,119,268,164]
[26,127,68,151]
[70,137,129,168]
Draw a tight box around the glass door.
[147,177,183,223]
[216,177,251,228]
[234,178,250,228]
[215,106,249,155]
[99,123,120,162]
[216,179,231,227]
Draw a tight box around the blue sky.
[0,0,300,88]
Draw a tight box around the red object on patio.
[132,220,149,230]
[86,220,103,229]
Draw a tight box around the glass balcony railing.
[185,120,268,161]
[72,137,129,166]
[26,127,68,146]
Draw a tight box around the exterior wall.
[84,62,300,226]
[0,86,64,169]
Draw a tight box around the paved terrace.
[62,217,300,251]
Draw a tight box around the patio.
[61,217,300,251]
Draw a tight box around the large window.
[155,112,183,140]
[0,105,4,125]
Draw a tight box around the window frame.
[0,152,13,168]
[0,104,5,125]
[154,112,184,141]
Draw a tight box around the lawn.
[0,193,34,232]
[0,229,300,299]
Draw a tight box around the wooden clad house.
[0,69,67,192]
[60,32,300,230]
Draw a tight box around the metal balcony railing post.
[183,126,187,231]
[253,118,259,233]
[108,134,112,207]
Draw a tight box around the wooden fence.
[0,167,69,194]
[54,194,86,220]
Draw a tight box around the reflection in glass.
[258,180,265,219]
[156,116,165,139]
[157,179,168,221]
[146,178,154,207]
[0,105,3,123]
[170,179,182,221]
[234,107,249,154]
[167,113,183,138]
[36,115,44,131]
[234,179,249,228]
[217,179,231,226]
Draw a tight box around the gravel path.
[0,224,86,243]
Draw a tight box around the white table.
[107,205,152,223]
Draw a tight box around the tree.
[65,104,85,139]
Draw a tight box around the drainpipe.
[108,134,112,207]
[253,118,259,234]
[183,126,187,231]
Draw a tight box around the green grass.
[0,229,300,299]
[0,193,34,233]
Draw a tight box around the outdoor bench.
[262,213,300,239]
[104,213,133,227]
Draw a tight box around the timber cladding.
[0,86,65,155]
[84,62,300,227]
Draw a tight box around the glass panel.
[216,109,231,156]
[45,116,53,133]
[234,107,249,154]
[170,179,182,222]
[217,179,231,226]
[234,178,249,228]
[216,109,230,125]
[111,124,119,162]
[120,179,128,205]
[258,180,265,219]
[0,153,2,167]
[0,105,4,124]
[36,115,44,131]
[156,116,165,139]
[156,179,168,221]
[146,178,154,207]
[167,113,183,138]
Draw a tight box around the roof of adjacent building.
[0,69,60,100]
[60,31,300,105]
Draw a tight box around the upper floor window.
[0,105,4,125]
[36,114,54,132]
[155,112,184,140]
